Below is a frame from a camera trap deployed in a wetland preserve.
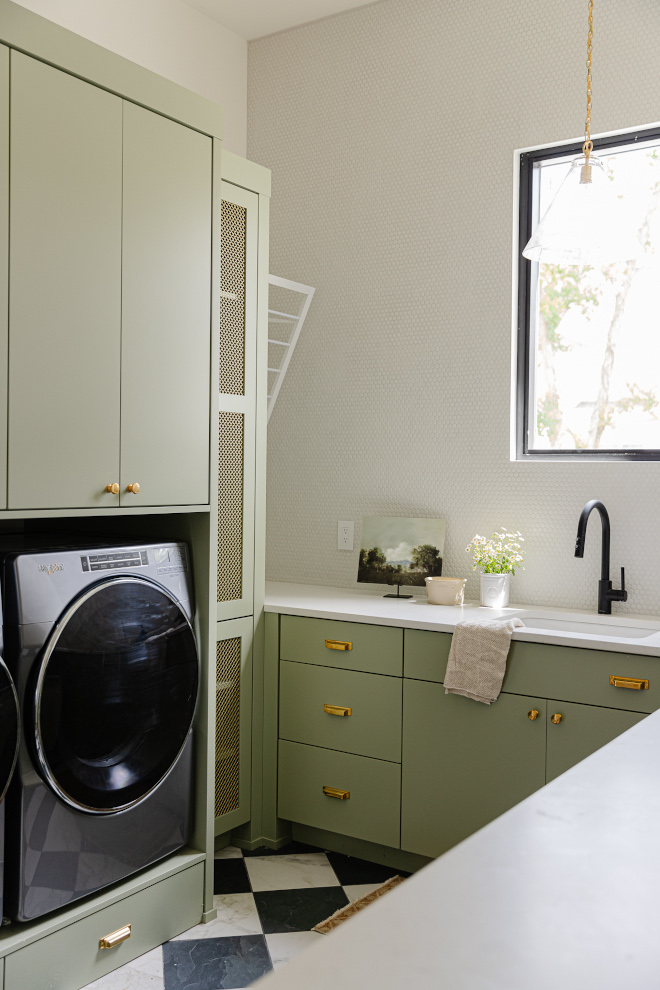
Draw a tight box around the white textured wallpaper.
[248,0,660,613]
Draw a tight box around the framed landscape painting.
[358,516,446,588]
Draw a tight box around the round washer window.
[0,657,19,803]
[32,576,198,813]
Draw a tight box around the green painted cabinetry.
[279,660,402,762]
[279,739,401,849]
[5,50,212,511]
[401,679,546,858]
[280,615,403,675]
[120,102,211,508]
[276,615,657,862]
[8,52,122,510]
[545,700,645,783]
[3,862,203,990]
[0,45,8,511]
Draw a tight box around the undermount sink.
[519,614,660,641]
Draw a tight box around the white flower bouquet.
[465,530,525,575]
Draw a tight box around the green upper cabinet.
[0,45,7,510]
[121,103,211,508]
[8,51,122,510]
[5,52,212,511]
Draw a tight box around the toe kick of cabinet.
[278,739,401,850]
[3,862,203,990]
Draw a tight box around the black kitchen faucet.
[574,499,628,615]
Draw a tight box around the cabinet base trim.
[291,824,431,874]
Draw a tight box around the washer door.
[32,576,198,814]
[0,657,19,803]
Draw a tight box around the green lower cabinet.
[279,660,402,762]
[3,863,203,990]
[545,700,646,783]
[401,680,546,859]
[278,739,401,849]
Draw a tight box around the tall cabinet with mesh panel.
[212,150,270,840]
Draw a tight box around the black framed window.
[517,125,660,460]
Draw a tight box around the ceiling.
[181,0,379,40]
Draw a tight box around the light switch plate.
[338,520,354,550]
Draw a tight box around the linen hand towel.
[444,618,524,704]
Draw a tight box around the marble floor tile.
[214,857,251,895]
[171,894,261,941]
[253,886,349,935]
[245,853,339,892]
[162,935,271,990]
[343,883,383,902]
[326,852,408,886]
[214,846,244,860]
[82,947,164,990]
[264,931,324,970]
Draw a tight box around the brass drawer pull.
[324,704,352,717]
[610,675,649,690]
[527,709,540,720]
[100,924,131,949]
[550,713,563,724]
[325,639,352,651]
[323,786,350,800]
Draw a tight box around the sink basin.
[519,615,659,641]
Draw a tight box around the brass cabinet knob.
[551,713,563,724]
[105,483,120,494]
[528,709,540,720]
[126,483,141,494]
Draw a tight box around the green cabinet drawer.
[404,629,660,714]
[545,700,646,783]
[280,615,402,676]
[504,642,660,714]
[4,863,203,990]
[404,628,451,682]
[278,739,401,849]
[279,660,402,762]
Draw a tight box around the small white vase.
[480,573,510,608]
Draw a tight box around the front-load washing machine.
[1,540,198,922]
[0,653,20,923]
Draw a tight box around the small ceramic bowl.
[425,576,467,606]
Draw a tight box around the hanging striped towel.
[444,618,524,704]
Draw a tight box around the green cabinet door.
[545,700,646,783]
[120,102,212,507]
[8,52,122,509]
[0,46,7,509]
[401,679,546,858]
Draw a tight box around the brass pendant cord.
[582,0,594,173]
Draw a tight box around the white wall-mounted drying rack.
[267,274,315,421]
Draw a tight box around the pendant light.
[522,0,638,266]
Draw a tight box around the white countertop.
[265,581,660,656]
[255,708,660,989]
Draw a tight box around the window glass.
[520,132,660,457]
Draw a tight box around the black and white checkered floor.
[83,842,408,989]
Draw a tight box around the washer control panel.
[81,550,149,572]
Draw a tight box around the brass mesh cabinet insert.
[219,198,246,396]
[215,637,241,818]
[217,411,244,603]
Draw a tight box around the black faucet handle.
[610,566,628,603]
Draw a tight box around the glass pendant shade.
[522,155,639,266]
